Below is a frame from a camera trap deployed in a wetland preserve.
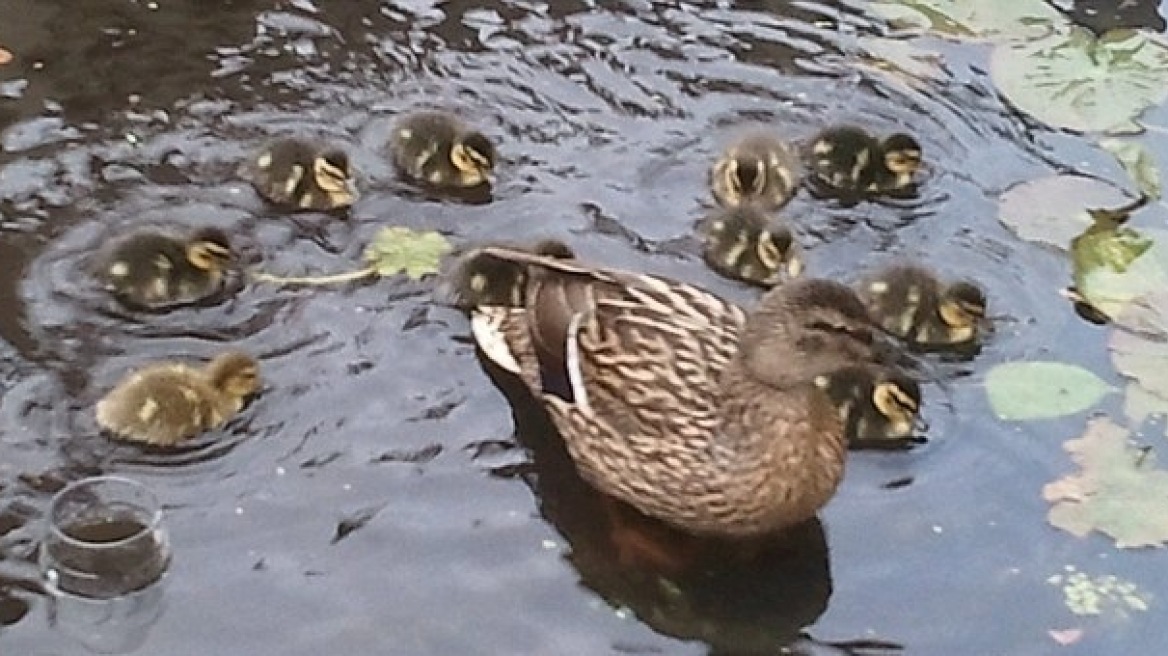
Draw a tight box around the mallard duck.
[96,227,234,309]
[449,247,891,538]
[807,126,922,198]
[96,351,260,447]
[239,138,357,210]
[390,111,496,189]
[815,365,925,448]
[698,206,802,287]
[859,264,987,348]
[710,132,801,211]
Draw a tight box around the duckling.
[96,227,234,310]
[390,111,497,189]
[438,239,575,310]
[806,126,922,198]
[96,351,261,447]
[815,365,925,449]
[710,132,801,211]
[859,264,987,348]
[239,138,357,210]
[698,206,802,287]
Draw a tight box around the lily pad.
[1100,138,1162,200]
[1110,291,1168,402]
[870,0,1064,43]
[1042,417,1168,548]
[985,361,1113,421]
[1073,227,1167,319]
[1122,382,1168,438]
[991,28,1168,134]
[998,175,1131,249]
[363,227,452,280]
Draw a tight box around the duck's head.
[206,351,261,399]
[881,133,923,183]
[451,132,497,187]
[312,148,358,205]
[185,227,234,273]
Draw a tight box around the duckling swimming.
[96,226,234,310]
[859,264,987,349]
[816,365,925,449]
[710,132,801,211]
[239,137,357,210]
[96,351,261,447]
[806,126,922,199]
[698,206,802,287]
[439,239,575,310]
[390,111,497,189]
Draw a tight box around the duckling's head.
[312,149,357,204]
[725,156,766,200]
[815,366,922,440]
[757,226,802,279]
[185,227,234,272]
[881,133,922,181]
[701,208,802,284]
[938,281,987,330]
[205,351,261,399]
[451,132,497,186]
[870,370,922,438]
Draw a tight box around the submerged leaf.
[998,175,1131,249]
[991,28,1168,134]
[1110,291,1168,402]
[1048,567,1151,616]
[1074,227,1168,319]
[1101,138,1163,200]
[870,0,1064,43]
[1043,417,1168,548]
[363,227,452,280]
[985,362,1112,420]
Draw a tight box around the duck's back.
[96,366,234,446]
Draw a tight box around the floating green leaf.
[991,28,1168,134]
[1043,417,1168,548]
[1122,382,1168,439]
[1110,291,1168,403]
[1101,138,1163,200]
[985,361,1113,421]
[998,175,1131,249]
[870,0,1064,43]
[1074,227,1167,319]
[1047,566,1151,616]
[363,226,451,279]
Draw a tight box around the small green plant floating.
[252,226,452,286]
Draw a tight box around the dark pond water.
[2,0,1167,653]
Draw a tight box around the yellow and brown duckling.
[449,246,892,539]
[96,226,234,310]
[815,365,925,449]
[806,126,922,199]
[96,350,261,447]
[698,206,802,287]
[859,264,988,349]
[390,111,497,189]
[239,138,357,211]
[710,132,802,211]
[437,239,575,310]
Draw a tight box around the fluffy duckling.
[806,126,922,198]
[390,111,497,189]
[439,239,575,310]
[96,227,234,310]
[816,365,925,449]
[239,138,357,211]
[710,132,801,211]
[698,206,802,287]
[96,351,261,447]
[859,264,987,349]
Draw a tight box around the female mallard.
[806,126,922,199]
[698,206,802,287]
[96,351,261,447]
[448,247,893,538]
[239,137,357,210]
[710,132,801,211]
[96,226,234,309]
[859,264,987,349]
[816,365,925,449]
[390,110,497,189]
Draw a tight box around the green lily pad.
[1110,291,1168,403]
[1073,227,1166,319]
[870,0,1064,43]
[363,227,452,280]
[1101,138,1162,200]
[1043,417,1168,548]
[991,28,1168,134]
[1047,567,1151,616]
[985,361,1113,421]
[998,175,1131,250]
